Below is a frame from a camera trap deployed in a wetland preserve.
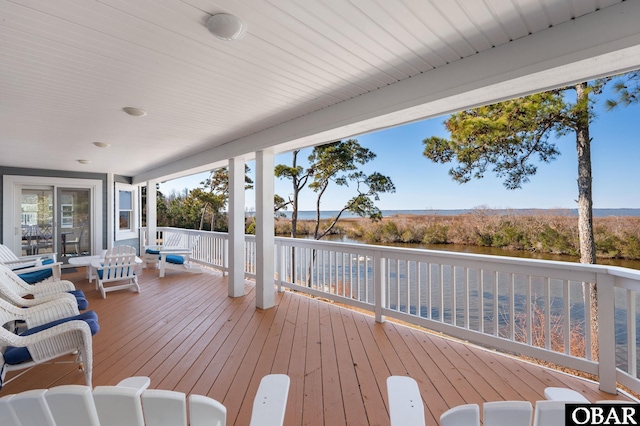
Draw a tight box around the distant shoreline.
[273,208,640,220]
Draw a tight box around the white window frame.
[115,183,138,241]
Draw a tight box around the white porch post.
[106,173,115,250]
[228,158,246,297]
[146,180,158,250]
[255,150,275,309]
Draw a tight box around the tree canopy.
[276,139,395,240]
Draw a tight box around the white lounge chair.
[386,376,425,426]
[0,243,61,284]
[0,263,88,310]
[0,297,98,388]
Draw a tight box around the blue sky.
[160,83,640,211]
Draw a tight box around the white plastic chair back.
[0,395,21,426]
[142,389,188,426]
[249,374,290,426]
[387,376,426,426]
[9,389,56,426]
[440,403,480,426]
[189,394,227,426]
[483,401,533,426]
[93,385,145,426]
[533,400,566,426]
[544,387,590,402]
[45,385,100,426]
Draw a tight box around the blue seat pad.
[16,259,55,284]
[165,255,185,265]
[145,248,160,255]
[3,310,99,365]
[68,289,89,310]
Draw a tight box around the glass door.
[57,188,91,262]
[20,188,54,256]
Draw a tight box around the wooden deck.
[2,267,632,425]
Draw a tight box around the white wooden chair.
[0,263,88,310]
[533,400,566,426]
[94,245,140,298]
[440,403,480,426]
[143,232,183,268]
[483,401,533,426]
[387,376,425,426]
[158,235,202,278]
[46,385,101,426]
[0,374,290,426]
[7,389,55,426]
[250,374,290,426]
[0,243,61,283]
[0,297,96,389]
[544,386,590,402]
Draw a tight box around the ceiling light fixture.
[206,13,247,41]
[122,107,147,117]
[93,142,111,148]
[77,159,91,164]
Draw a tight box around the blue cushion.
[145,248,160,255]
[3,310,100,365]
[68,290,88,310]
[16,258,55,284]
[165,255,185,265]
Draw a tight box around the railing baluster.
[564,279,570,355]
[464,267,469,329]
[493,271,498,337]
[509,273,515,341]
[544,277,551,350]
[479,270,484,334]
[628,289,637,378]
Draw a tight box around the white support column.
[146,181,158,252]
[228,158,246,298]
[255,150,275,310]
[106,173,115,251]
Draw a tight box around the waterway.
[320,234,640,271]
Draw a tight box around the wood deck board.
[1,267,633,425]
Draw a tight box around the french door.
[3,176,103,264]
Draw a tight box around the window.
[115,183,137,240]
[119,191,132,230]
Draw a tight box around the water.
[282,208,640,220]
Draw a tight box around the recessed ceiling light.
[93,142,111,148]
[206,13,247,41]
[77,159,91,164]
[122,107,147,117]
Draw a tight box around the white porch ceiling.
[1,0,639,183]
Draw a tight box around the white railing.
[142,227,640,394]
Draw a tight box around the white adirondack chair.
[93,245,140,298]
[158,235,202,278]
[483,401,533,426]
[387,376,426,426]
[0,374,289,426]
